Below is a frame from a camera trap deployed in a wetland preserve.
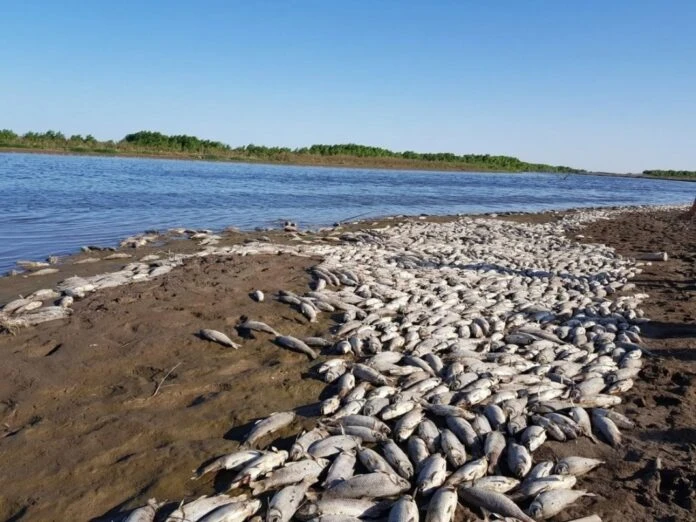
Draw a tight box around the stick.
[152,362,181,397]
[336,211,373,225]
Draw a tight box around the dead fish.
[472,475,520,494]
[527,461,555,481]
[358,447,399,475]
[28,267,60,276]
[415,454,448,496]
[304,336,333,348]
[554,456,604,476]
[325,471,411,498]
[381,439,414,479]
[388,495,418,522]
[230,451,289,488]
[336,414,391,434]
[506,442,532,478]
[198,498,262,522]
[484,431,506,473]
[511,474,577,501]
[440,429,467,468]
[527,489,593,519]
[199,328,241,349]
[568,407,599,443]
[458,486,535,522]
[267,482,310,522]
[194,450,264,478]
[592,411,622,447]
[251,290,265,302]
[274,336,318,359]
[164,495,236,522]
[308,435,361,458]
[296,498,391,520]
[323,450,357,488]
[16,260,50,270]
[290,428,329,460]
[592,408,635,429]
[251,458,328,494]
[124,498,163,522]
[238,320,279,336]
[300,302,318,322]
[244,411,296,447]
[425,487,457,522]
[444,457,488,487]
[331,425,386,443]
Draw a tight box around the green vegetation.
[0,128,582,173]
[643,170,696,179]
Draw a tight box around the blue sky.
[2,1,695,172]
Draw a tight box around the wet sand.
[0,207,694,521]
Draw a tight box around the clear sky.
[2,1,695,173]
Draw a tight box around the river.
[0,152,691,272]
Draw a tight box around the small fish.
[323,450,357,488]
[388,495,418,522]
[458,486,535,522]
[415,453,447,496]
[238,320,279,336]
[199,328,241,349]
[251,290,265,302]
[267,482,310,522]
[527,489,594,519]
[290,428,328,461]
[425,487,457,522]
[198,498,262,522]
[194,450,264,478]
[274,336,318,359]
[124,498,162,522]
[554,456,604,476]
[245,411,296,447]
[164,495,236,522]
[325,471,411,499]
[250,458,328,494]
[300,301,318,322]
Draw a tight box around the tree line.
[643,169,696,178]
[0,128,582,173]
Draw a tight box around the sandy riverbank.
[0,206,694,521]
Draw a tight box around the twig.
[152,362,181,397]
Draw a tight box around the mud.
[0,208,694,521]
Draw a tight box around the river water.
[0,152,691,272]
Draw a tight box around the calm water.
[0,152,691,273]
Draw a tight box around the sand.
[0,208,694,521]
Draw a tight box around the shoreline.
[2,202,691,279]
[0,204,694,521]
[3,146,695,182]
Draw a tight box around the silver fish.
[274,336,318,359]
[200,328,241,348]
[325,471,411,498]
[267,482,310,522]
[527,489,593,519]
[458,486,535,522]
[245,411,296,447]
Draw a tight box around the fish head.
[555,462,569,474]
[527,500,543,519]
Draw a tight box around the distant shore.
[0,145,561,173]
[2,146,694,182]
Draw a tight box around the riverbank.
[0,145,568,173]
[0,205,694,521]
[3,147,694,183]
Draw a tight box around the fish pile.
[119,208,659,522]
